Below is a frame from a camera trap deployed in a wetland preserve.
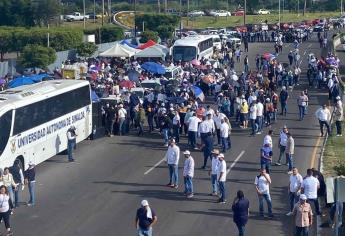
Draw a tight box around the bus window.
[172,46,197,62]
[0,110,12,155]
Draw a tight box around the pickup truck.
[65,12,89,22]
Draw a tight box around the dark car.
[88,13,97,19]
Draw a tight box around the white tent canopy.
[99,43,139,58]
[134,45,169,59]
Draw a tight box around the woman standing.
[2,168,16,208]
[0,185,13,235]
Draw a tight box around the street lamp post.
[244,0,246,25]
[83,0,86,29]
[278,0,281,30]
[297,0,300,16]
[341,0,344,15]
[134,0,137,37]
[179,0,182,39]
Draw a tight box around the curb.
[113,11,134,30]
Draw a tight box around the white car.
[226,35,241,46]
[188,10,205,17]
[257,9,270,15]
[209,10,231,17]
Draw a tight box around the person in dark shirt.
[135,200,157,236]
[24,162,36,206]
[232,190,249,236]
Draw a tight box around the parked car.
[226,35,241,47]
[187,10,205,17]
[88,13,98,19]
[257,9,270,15]
[209,10,231,17]
[232,10,245,16]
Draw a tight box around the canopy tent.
[141,62,166,74]
[191,85,205,102]
[137,40,156,50]
[120,39,138,49]
[99,43,139,58]
[134,45,169,59]
[27,74,51,82]
[8,77,35,88]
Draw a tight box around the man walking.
[334,101,343,136]
[286,167,303,216]
[24,161,36,206]
[232,190,250,236]
[254,168,273,218]
[164,139,180,189]
[135,200,157,236]
[276,126,288,166]
[217,154,227,203]
[302,169,321,215]
[183,150,195,198]
[220,118,230,153]
[286,132,295,174]
[187,113,201,149]
[291,194,313,236]
[260,143,273,174]
[297,91,308,121]
[209,149,220,196]
[315,104,331,137]
[279,86,289,116]
[67,126,77,162]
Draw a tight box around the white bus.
[210,35,222,50]
[0,80,92,170]
[172,35,214,62]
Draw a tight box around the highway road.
[9,33,332,236]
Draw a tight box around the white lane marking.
[144,158,165,175]
[226,150,245,174]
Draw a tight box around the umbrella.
[202,74,215,84]
[141,62,166,74]
[128,69,140,82]
[8,77,35,88]
[262,52,275,60]
[91,90,100,103]
[194,64,207,70]
[0,78,6,85]
[191,59,201,66]
[119,80,135,89]
[191,85,205,102]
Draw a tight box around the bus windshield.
[0,110,12,155]
[173,46,197,62]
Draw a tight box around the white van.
[211,35,222,50]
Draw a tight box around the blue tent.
[191,86,205,102]
[91,90,100,103]
[141,62,166,75]
[28,74,50,82]
[120,39,138,49]
[8,77,35,88]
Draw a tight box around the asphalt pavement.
[9,34,331,236]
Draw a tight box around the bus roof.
[0,80,90,111]
[173,35,214,47]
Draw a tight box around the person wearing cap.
[135,200,157,236]
[67,126,77,162]
[279,86,289,116]
[164,139,180,188]
[334,101,343,137]
[187,113,201,149]
[314,104,331,137]
[183,150,195,198]
[24,162,36,206]
[276,125,288,166]
[160,112,173,147]
[291,194,313,236]
[117,103,127,136]
[286,167,303,216]
[209,149,220,196]
[254,168,273,218]
[217,153,227,204]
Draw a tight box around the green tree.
[19,45,56,69]
[139,30,159,43]
[76,42,97,58]
[32,0,61,26]
[157,25,174,40]
[0,30,12,61]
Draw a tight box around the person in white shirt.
[213,110,226,145]
[263,130,273,148]
[301,169,321,215]
[249,101,258,135]
[315,104,331,137]
[217,154,227,203]
[286,167,303,215]
[276,125,288,165]
[117,104,127,136]
[198,117,211,143]
[183,150,195,198]
[255,168,273,217]
[188,113,201,149]
[0,185,12,235]
[209,149,220,196]
[256,101,264,134]
[165,139,180,188]
[220,119,229,153]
